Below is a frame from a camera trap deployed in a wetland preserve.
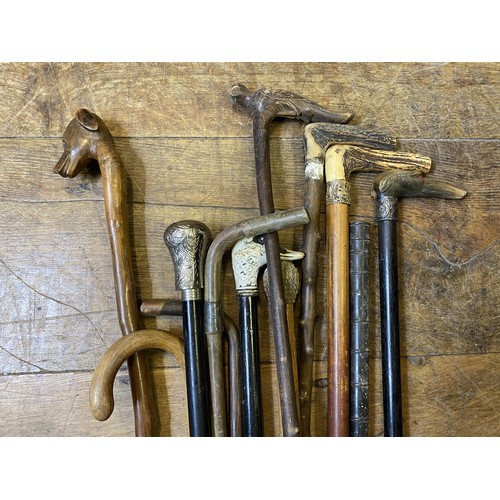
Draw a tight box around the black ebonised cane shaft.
[377,217,403,437]
[349,222,371,437]
[183,299,211,437]
[238,294,263,436]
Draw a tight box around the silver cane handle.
[164,220,211,300]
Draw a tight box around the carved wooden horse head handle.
[54,108,116,178]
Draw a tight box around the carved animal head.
[53,108,115,178]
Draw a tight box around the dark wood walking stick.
[164,220,212,437]
[140,298,243,437]
[299,123,397,435]
[372,168,466,436]
[53,108,157,436]
[230,83,353,436]
[204,207,309,436]
[263,259,303,431]
[324,145,432,436]
[349,221,371,437]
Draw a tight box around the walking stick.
[232,237,303,436]
[53,109,157,436]
[324,145,432,436]
[140,298,243,437]
[89,329,185,424]
[164,220,212,436]
[299,123,397,435]
[349,221,371,437]
[204,207,309,436]
[263,259,303,432]
[371,169,466,436]
[230,83,353,436]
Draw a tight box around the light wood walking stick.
[53,109,157,436]
[324,145,431,436]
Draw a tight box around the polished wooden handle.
[90,329,185,422]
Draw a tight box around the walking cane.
[140,298,243,437]
[263,259,303,433]
[349,221,371,437]
[299,122,397,435]
[324,145,432,436]
[232,237,303,436]
[204,207,309,436]
[164,220,212,436]
[371,168,466,436]
[230,83,353,436]
[53,109,157,436]
[89,329,185,424]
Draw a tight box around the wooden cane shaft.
[102,160,156,437]
[326,203,350,437]
[286,303,301,420]
[206,331,227,437]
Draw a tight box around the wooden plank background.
[0,62,498,437]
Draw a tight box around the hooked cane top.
[164,220,211,292]
[372,169,467,200]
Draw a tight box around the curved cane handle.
[90,329,185,422]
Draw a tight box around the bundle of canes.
[139,299,243,437]
[164,220,212,436]
[204,207,309,437]
[371,168,466,436]
[263,259,303,434]
[54,108,166,436]
[324,144,432,436]
[299,122,398,435]
[232,236,303,436]
[230,83,353,436]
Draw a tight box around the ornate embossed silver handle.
[164,220,212,436]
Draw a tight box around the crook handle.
[90,329,185,422]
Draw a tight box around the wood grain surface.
[0,62,498,436]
